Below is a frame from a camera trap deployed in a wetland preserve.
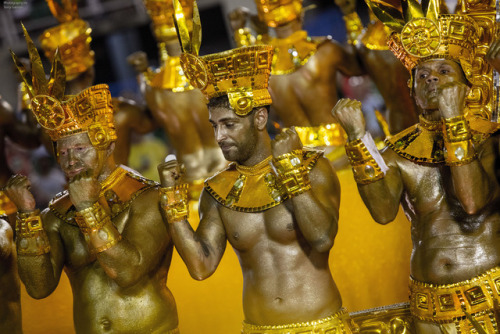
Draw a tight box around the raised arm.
[68,172,170,288]
[437,82,494,214]
[332,98,403,224]
[271,129,340,252]
[4,175,65,299]
[158,159,227,280]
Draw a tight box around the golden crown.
[368,0,498,129]
[254,0,303,28]
[12,25,116,149]
[40,0,95,80]
[174,0,273,116]
[143,0,193,42]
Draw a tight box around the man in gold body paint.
[157,2,358,333]
[127,0,226,198]
[333,0,500,332]
[5,28,179,334]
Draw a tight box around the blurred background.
[0,1,412,333]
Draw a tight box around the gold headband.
[254,0,303,28]
[40,0,94,80]
[12,25,115,149]
[174,0,273,115]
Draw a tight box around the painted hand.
[331,98,366,141]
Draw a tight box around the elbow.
[311,235,335,253]
[188,265,214,281]
[369,206,398,225]
[108,265,143,288]
[25,285,53,299]
[461,200,483,216]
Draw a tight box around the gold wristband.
[272,150,312,197]
[442,116,476,166]
[75,202,122,254]
[345,139,384,184]
[343,12,363,44]
[15,210,50,256]
[159,184,189,223]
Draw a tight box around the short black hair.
[207,95,270,115]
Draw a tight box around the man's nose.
[426,72,439,84]
[215,128,227,143]
[67,150,77,165]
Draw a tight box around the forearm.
[291,193,337,252]
[18,254,60,298]
[168,220,218,280]
[346,133,401,223]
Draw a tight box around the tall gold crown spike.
[173,0,201,55]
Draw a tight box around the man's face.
[56,132,107,181]
[413,59,468,111]
[209,106,257,164]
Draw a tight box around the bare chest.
[220,203,297,252]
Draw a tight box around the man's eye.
[76,147,85,152]
[226,123,234,128]
[419,73,428,79]
[440,69,449,74]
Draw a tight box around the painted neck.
[273,19,302,39]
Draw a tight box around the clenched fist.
[127,51,149,74]
[4,174,36,212]
[271,127,303,158]
[437,82,469,119]
[331,98,366,141]
[68,170,101,211]
[158,155,183,188]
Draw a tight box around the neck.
[238,132,272,167]
[273,19,302,39]
[420,109,441,122]
[97,157,118,184]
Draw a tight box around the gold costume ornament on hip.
[173,0,274,116]
[40,0,95,80]
[11,25,116,150]
[410,267,500,333]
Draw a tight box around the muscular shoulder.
[316,39,348,64]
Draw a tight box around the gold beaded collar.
[269,30,321,75]
[386,117,445,164]
[204,150,322,212]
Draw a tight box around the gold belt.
[241,308,357,334]
[410,267,500,332]
[292,124,347,148]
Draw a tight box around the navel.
[99,318,112,331]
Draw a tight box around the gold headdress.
[255,0,303,28]
[174,0,273,116]
[368,0,498,129]
[143,0,193,43]
[12,25,115,149]
[142,0,193,91]
[40,0,95,80]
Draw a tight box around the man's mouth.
[66,168,84,179]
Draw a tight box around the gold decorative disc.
[400,18,440,57]
[31,95,66,130]
[180,53,209,90]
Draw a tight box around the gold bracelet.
[272,150,312,197]
[75,202,122,254]
[15,210,51,256]
[442,116,476,166]
[345,139,384,184]
[343,12,363,45]
[159,184,189,223]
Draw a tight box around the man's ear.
[253,107,268,131]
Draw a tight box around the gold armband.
[272,150,311,197]
[345,139,384,184]
[75,202,122,254]
[443,116,476,166]
[343,12,363,45]
[159,184,189,223]
[15,210,50,256]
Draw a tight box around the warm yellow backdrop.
[21,169,412,334]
